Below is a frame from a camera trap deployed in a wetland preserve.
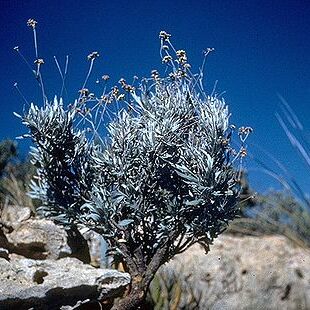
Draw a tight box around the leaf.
[13,111,22,119]
[113,195,125,205]
[176,171,199,183]
[118,219,134,227]
[184,199,204,206]
[174,164,199,182]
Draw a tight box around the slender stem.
[16,50,35,75]
[14,83,29,106]
[54,56,65,98]
[37,71,48,105]
[82,59,94,90]
[33,28,39,59]
[62,55,69,98]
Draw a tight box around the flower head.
[87,51,100,61]
[162,55,172,63]
[112,86,120,97]
[151,70,159,80]
[169,72,177,80]
[124,84,135,92]
[176,50,187,64]
[34,58,44,65]
[79,88,89,96]
[100,95,112,104]
[240,147,248,157]
[238,126,253,135]
[119,78,126,86]
[177,69,187,78]
[176,50,186,58]
[27,18,37,29]
[159,31,171,41]
[204,48,215,56]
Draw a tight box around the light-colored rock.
[81,229,103,267]
[4,218,90,262]
[0,256,130,310]
[1,205,90,262]
[158,235,310,310]
[1,204,31,228]
[5,218,72,259]
[81,228,111,268]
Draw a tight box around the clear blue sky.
[1,0,309,194]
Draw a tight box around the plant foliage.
[17,24,250,309]
[21,100,96,225]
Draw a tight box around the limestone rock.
[0,204,31,229]
[1,205,90,262]
[4,218,90,262]
[5,218,71,259]
[81,228,111,268]
[0,256,130,310]
[81,229,103,267]
[158,235,310,310]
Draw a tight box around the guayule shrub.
[17,23,251,309]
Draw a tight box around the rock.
[5,218,71,259]
[4,218,90,262]
[157,235,310,310]
[81,228,111,268]
[0,256,131,310]
[1,205,90,263]
[81,229,102,267]
[1,204,31,229]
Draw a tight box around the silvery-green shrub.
[18,26,250,309]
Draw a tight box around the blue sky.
[1,0,309,194]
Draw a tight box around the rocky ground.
[0,204,130,309]
[160,234,310,310]
[1,204,310,309]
